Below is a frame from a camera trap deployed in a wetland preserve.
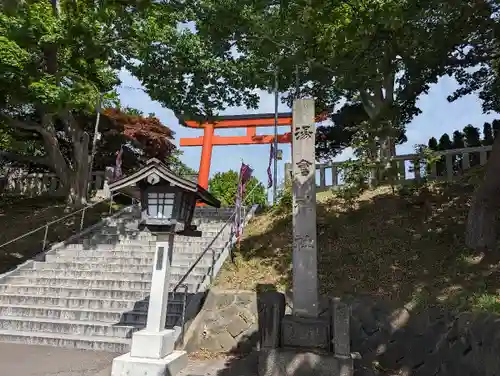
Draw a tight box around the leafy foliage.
[0,1,232,205]
[0,1,155,204]
[273,180,292,215]
[186,0,497,159]
[447,2,500,113]
[209,170,267,207]
[166,149,197,177]
[429,120,500,151]
[93,108,177,174]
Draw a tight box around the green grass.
[216,169,500,314]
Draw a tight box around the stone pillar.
[95,166,114,199]
[330,298,353,376]
[144,234,174,333]
[111,233,187,376]
[291,99,319,318]
[257,290,286,349]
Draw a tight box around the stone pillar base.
[111,351,187,376]
[130,329,179,359]
[258,349,352,376]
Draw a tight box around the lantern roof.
[108,158,221,208]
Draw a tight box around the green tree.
[0,1,146,205]
[209,170,267,207]
[448,3,500,114]
[185,0,496,162]
[452,131,465,149]
[438,134,453,150]
[316,102,407,162]
[428,137,438,151]
[483,122,494,146]
[0,1,241,206]
[427,136,443,175]
[451,130,465,172]
[463,125,481,147]
[493,120,500,139]
[166,149,197,178]
[463,124,481,167]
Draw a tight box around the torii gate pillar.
[198,124,214,189]
[179,113,295,190]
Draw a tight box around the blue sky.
[117,70,499,188]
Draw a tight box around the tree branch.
[383,71,395,105]
[0,114,48,135]
[360,90,379,120]
[0,151,51,167]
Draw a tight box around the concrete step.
[58,243,225,253]
[54,249,156,259]
[0,329,131,352]
[174,238,229,246]
[44,252,222,266]
[17,269,154,281]
[86,233,155,241]
[0,294,140,311]
[7,272,206,287]
[45,254,154,265]
[5,276,153,290]
[0,316,142,339]
[0,304,147,324]
[0,303,182,328]
[1,276,200,293]
[33,262,210,276]
[33,261,154,273]
[172,258,217,267]
[0,294,186,312]
[61,239,155,250]
[0,284,149,300]
[49,247,224,262]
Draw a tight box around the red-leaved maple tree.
[92,108,176,173]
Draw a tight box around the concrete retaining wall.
[186,292,500,375]
[350,297,500,376]
[184,289,259,353]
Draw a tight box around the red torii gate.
[180,112,327,190]
[179,113,294,190]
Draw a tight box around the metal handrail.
[0,192,139,251]
[172,208,240,293]
[171,181,261,293]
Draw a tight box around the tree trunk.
[66,168,89,207]
[63,111,90,208]
[465,134,500,250]
[39,112,90,207]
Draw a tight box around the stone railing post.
[330,298,353,376]
[284,162,292,185]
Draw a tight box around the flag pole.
[272,67,279,205]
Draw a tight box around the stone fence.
[0,170,106,197]
[0,168,199,198]
[285,145,493,192]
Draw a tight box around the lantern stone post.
[108,159,220,376]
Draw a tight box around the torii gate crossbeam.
[179,113,294,190]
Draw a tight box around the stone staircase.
[0,205,246,353]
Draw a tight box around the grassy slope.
[0,196,121,275]
[215,167,500,313]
